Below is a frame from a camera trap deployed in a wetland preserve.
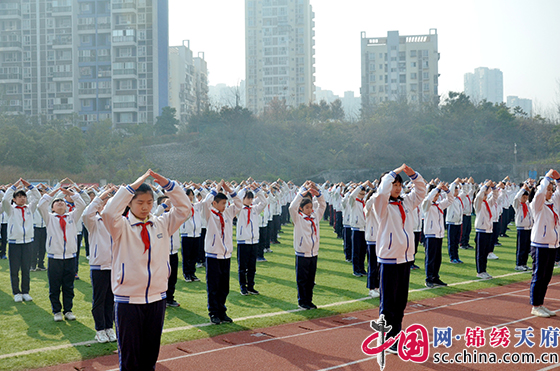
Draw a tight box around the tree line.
[0,92,556,184]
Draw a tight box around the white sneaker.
[488,252,499,260]
[542,307,557,317]
[22,293,33,302]
[95,330,109,343]
[64,312,76,321]
[53,312,63,322]
[515,265,525,271]
[477,272,492,280]
[105,328,117,342]
[369,289,380,298]
[532,306,550,318]
[484,272,493,279]
[14,294,23,303]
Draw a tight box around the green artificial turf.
[0,220,552,370]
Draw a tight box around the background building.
[0,0,169,127]
[464,67,503,104]
[245,0,315,113]
[208,81,246,108]
[507,95,532,117]
[360,29,440,112]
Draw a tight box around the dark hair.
[299,198,312,211]
[528,179,540,203]
[214,192,228,202]
[244,191,254,200]
[157,196,169,205]
[185,189,194,197]
[522,191,529,197]
[13,190,27,199]
[51,198,65,211]
[133,183,154,200]
[428,184,437,192]
[378,171,403,186]
[302,191,312,200]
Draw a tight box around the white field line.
[0,270,541,361]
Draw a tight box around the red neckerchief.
[521,202,528,219]
[66,202,75,212]
[546,204,558,225]
[466,195,471,205]
[136,221,153,253]
[15,205,26,222]
[56,215,67,242]
[483,200,492,219]
[301,212,317,237]
[433,203,443,214]
[191,207,194,217]
[389,200,406,225]
[356,198,366,216]
[244,205,251,225]
[212,209,225,238]
[457,197,464,209]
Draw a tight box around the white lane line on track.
[0,271,546,361]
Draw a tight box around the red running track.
[35,275,560,371]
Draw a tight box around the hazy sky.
[169,0,560,113]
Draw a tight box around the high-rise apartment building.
[360,29,440,112]
[245,0,315,113]
[507,95,532,117]
[168,42,209,124]
[464,67,503,104]
[0,0,168,126]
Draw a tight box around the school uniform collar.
[128,212,154,226]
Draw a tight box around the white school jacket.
[513,189,533,231]
[341,191,353,227]
[459,183,474,216]
[445,183,463,225]
[33,209,46,228]
[530,177,560,249]
[83,197,112,270]
[474,186,499,233]
[349,185,367,231]
[201,189,242,259]
[102,181,191,304]
[364,196,378,244]
[422,186,454,239]
[236,188,267,244]
[289,189,326,257]
[373,171,426,264]
[38,192,87,259]
[2,185,41,244]
[154,205,181,255]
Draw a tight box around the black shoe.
[425,281,435,288]
[433,278,448,287]
[411,264,420,270]
[360,270,368,276]
[166,300,180,307]
[210,315,221,325]
[240,287,249,296]
[219,314,233,323]
[0,255,7,259]
[353,272,364,277]
[37,266,46,271]
[459,245,468,249]
[247,288,260,295]
[386,341,399,354]
[308,303,317,309]
[191,275,200,282]
[184,275,193,282]
[298,303,312,310]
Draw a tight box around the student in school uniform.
[236,184,267,295]
[180,187,203,282]
[154,195,182,307]
[31,186,48,271]
[101,170,190,371]
[528,170,560,318]
[350,181,374,277]
[474,180,499,279]
[197,190,207,268]
[289,181,326,310]
[410,185,423,270]
[364,187,380,298]
[459,178,475,249]
[2,178,41,302]
[513,181,533,271]
[0,186,7,259]
[341,185,354,263]
[38,185,87,321]
[373,164,426,354]
[83,186,116,343]
[446,178,465,264]
[201,180,242,325]
[256,184,270,262]
[422,180,454,288]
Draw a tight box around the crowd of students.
[2,167,559,368]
